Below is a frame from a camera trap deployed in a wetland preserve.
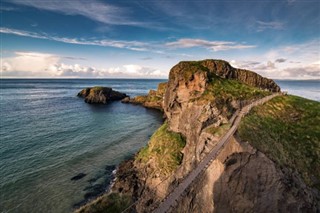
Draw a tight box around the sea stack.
[77,86,128,104]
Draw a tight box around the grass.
[205,123,231,137]
[178,61,210,81]
[76,193,132,213]
[191,74,271,119]
[91,86,105,91]
[133,95,148,103]
[157,82,167,95]
[133,95,162,104]
[136,122,186,177]
[203,76,271,102]
[238,95,320,189]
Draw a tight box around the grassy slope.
[205,123,231,137]
[238,95,320,189]
[136,123,186,177]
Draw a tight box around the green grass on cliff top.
[182,62,271,104]
[204,76,271,101]
[91,86,105,91]
[136,122,186,177]
[238,95,320,189]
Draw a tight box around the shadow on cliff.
[212,151,319,213]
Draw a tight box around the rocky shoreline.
[76,59,319,213]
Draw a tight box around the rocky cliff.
[122,82,167,110]
[77,60,319,213]
[78,87,127,104]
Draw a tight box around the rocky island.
[77,59,320,213]
[78,86,128,104]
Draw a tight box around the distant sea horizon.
[1,78,319,101]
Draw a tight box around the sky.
[1,0,319,79]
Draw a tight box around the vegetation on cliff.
[171,59,280,92]
[238,95,320,189]
[136,122,186,177]
[122,82,167,110]
[76,193,132,213]
[199,74,271,102]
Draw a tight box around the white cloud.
[230,60,276,72]
[256,21,284,32]
[0,6,18,11]
[1,51,167,78]
[166,38,255,51]
[229,39,320,79]
[282,62,320,79]
[1,52,60,76]
[0,27,150,51]
[1,27,257,54]
[6,0,145,26]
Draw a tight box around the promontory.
[77,59,320,213]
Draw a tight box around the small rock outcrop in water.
[71,173,86,181]
[77,87,128,104]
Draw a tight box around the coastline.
[75,60,320,212]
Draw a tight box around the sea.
[0,79,319,213]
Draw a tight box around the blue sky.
[1,0,319,79]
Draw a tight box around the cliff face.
[78,59,319,213]
[163,60,276,180]
[159,61,318,212]
[122,82,167,110]
[175,136,319,212]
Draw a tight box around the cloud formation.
[1,27,257,53]
[1,51,166,78]
[0,27,150,51]
[256,21,284,32]
[6,0,145,26]
[1,52,60,76]
[275,58,286,63]
[231,60,276,71]
[166,39,255,51]
[282,63,320,78]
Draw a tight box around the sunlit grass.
[238,95,320,189]
[136,122,186,177]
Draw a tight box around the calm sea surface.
[0,79,319,213]
[0,79,165,213]
[275,79,320,101]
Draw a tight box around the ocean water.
[0,79,319,213]
[0,79,165,213]
[275,80,320,101]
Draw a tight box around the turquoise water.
[0,79,319,213]
[0,79,165,213]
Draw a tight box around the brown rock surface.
[122,82,167,110]
[79,60,319,212]
[174,136,319,213]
